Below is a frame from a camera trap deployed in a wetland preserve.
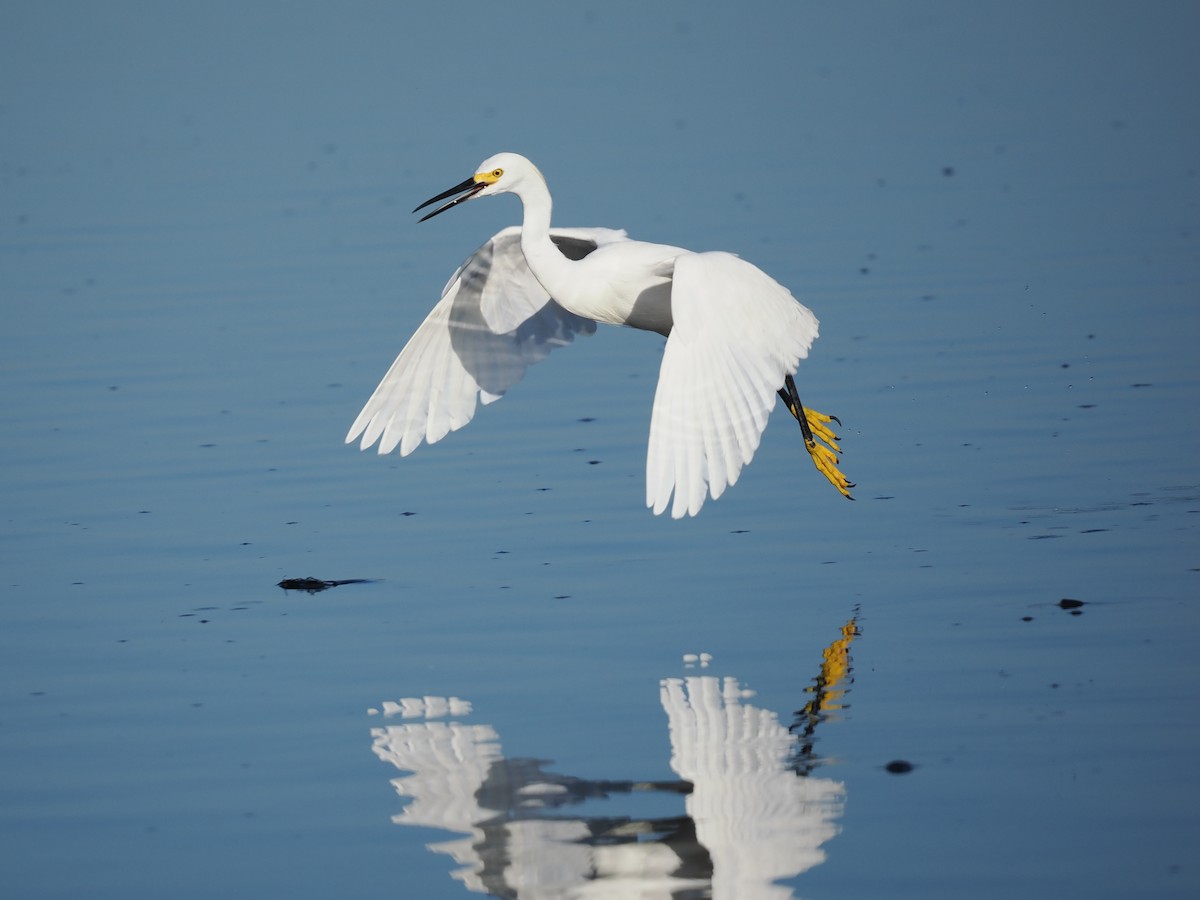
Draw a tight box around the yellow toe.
[804,409,842,453]
[800,407,855,500]
[806,439,855,499]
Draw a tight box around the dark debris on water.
[277,577,374,594]
[1058,598,1086,614]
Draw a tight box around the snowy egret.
[346,153,853,517]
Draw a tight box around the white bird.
[346,153,853,518]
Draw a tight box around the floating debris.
[277,577,373,594]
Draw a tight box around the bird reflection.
[369,615,859,898]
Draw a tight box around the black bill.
[413,176,485,222]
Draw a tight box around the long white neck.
[512,170,577,304]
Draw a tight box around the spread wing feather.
[347,226,627,456]
[647,252,819,518]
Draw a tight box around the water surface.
[2,2,1198,898]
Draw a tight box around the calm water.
[2,2,1198,898]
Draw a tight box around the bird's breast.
[554,244,682,337]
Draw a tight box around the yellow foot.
[790,405,855,500]
[803,408,842,454]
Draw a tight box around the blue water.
[2,2,1198,897]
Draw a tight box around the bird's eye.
[492,168,503,178]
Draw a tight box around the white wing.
[347,225,627,456]
[647,252,819,518]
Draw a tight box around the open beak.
[413,176,486,222]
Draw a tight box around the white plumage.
[347,152,850,517]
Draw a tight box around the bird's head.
[413,152,540,222]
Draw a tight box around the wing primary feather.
[647,251,820,517]
[348,227,625,460]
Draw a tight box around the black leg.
[779,374,855,498]
[781,373,826,446]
